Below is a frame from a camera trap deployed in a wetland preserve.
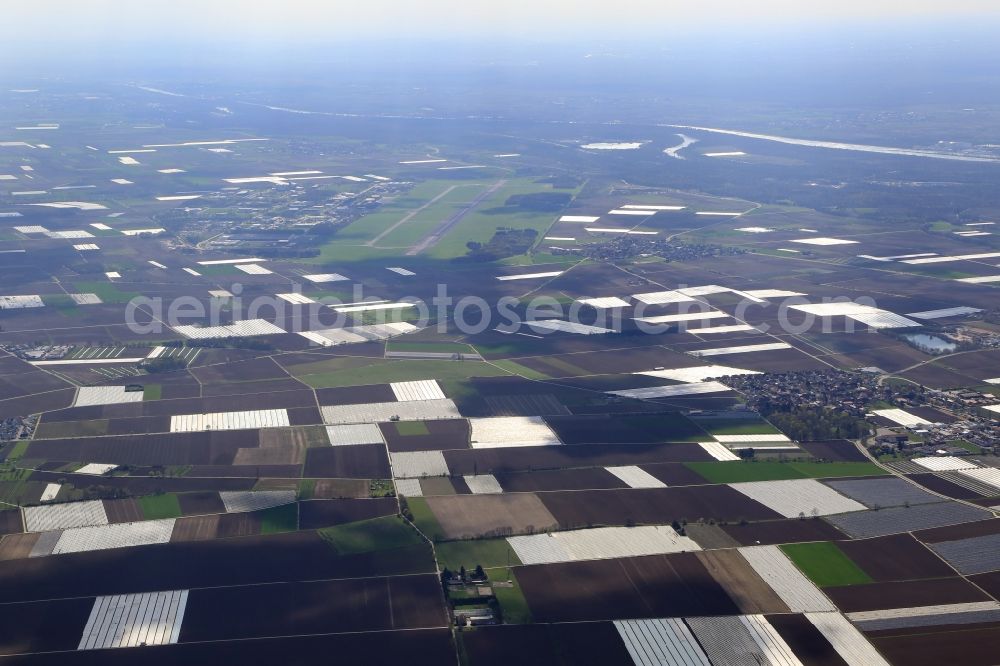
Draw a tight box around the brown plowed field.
[0,360,71,401]
[0,509,21,535]
[286,405,322,426]
[697,549,790,614]
[516,552,740,622]
[0,596,95,655]
[0,533,38,561]
[913,517,1000,543]
[185,464,301,478]
[461,622,632,666]
[0,532,435,603]
[426,493,558,539]
[419,477,457,496]
[311,479,371,499]
[870,624,1000,666]
[684,524,741,549]
[765,614,847,666]
[967,571,1000,600]
[0,628,457,666]
[303,445,391,479]
[908,473,985,500]
[28,470,255,495]
[443,443,713,476]
[494,468,626,493]
[177,491,226,515]
[316,383,396,406]
[483,392,571,417]
[179,575,447,642]
[380,419,470,452]
[170,513,263,541]
[26,431,250,466]
[102,498,143,523]
[232,427,310,465]
[642,463,712,486]
[207,512,267,539]
[539,486,781,528]
[171,515,225,542]
[721,518,847,546]
[0,389,75,419]
[298,498,397,529]
[40,389,318,422]
[837,534,954,581]
[190,356,289,383]
[200,378,308,397]
[825,577,991,613]
[546,413,706,445]
[800,439,868,462]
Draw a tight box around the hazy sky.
[6,0,1000,43]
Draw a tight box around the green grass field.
[786,462,884,478]
[693,418,782,436]
[388,341,476,354]
[297,478,316,500]
[404,497,446,541]
[259,503,299,534]
[781,541,873,587]
[377,183,491,248]
[424,178,572,260]
[493,571,532,624]
[329,181,475,245]
[138,493,182,520]
[5,441,30,461]
[142,384,162,400]
[70,281,141,304]
[319,515,424,554]
[35,420,111,439]
[435,538,523,571]
[393,421,431,436]
[686,461,883,483]
[488,359,550,380]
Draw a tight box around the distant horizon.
[2,1,1000,51]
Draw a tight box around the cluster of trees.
[464,228,538,261]
[143,357,187,373]
[762,405,870,441]
[440,565,487,586]
[502,191,572,212]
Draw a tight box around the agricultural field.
[1,20,999,664]
[780,541,874,587]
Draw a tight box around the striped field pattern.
[325,424,385,446]
[463,474,503,494]
[508,525,699,565]
[685,615,783,666]
[322,399,460,425]
[740,614,804,666]
[738,546,836,612]
[604,466,667,488]
[848,601,1000,631]
[24,500,108,532]
[390,380,446,402]
[729,479,866,518]
[52,519,176,555]
[78,590,188,650]
[219,491,296,514]
[390,451,450,479]
[614,618,710,666]
[805,612,890,666]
